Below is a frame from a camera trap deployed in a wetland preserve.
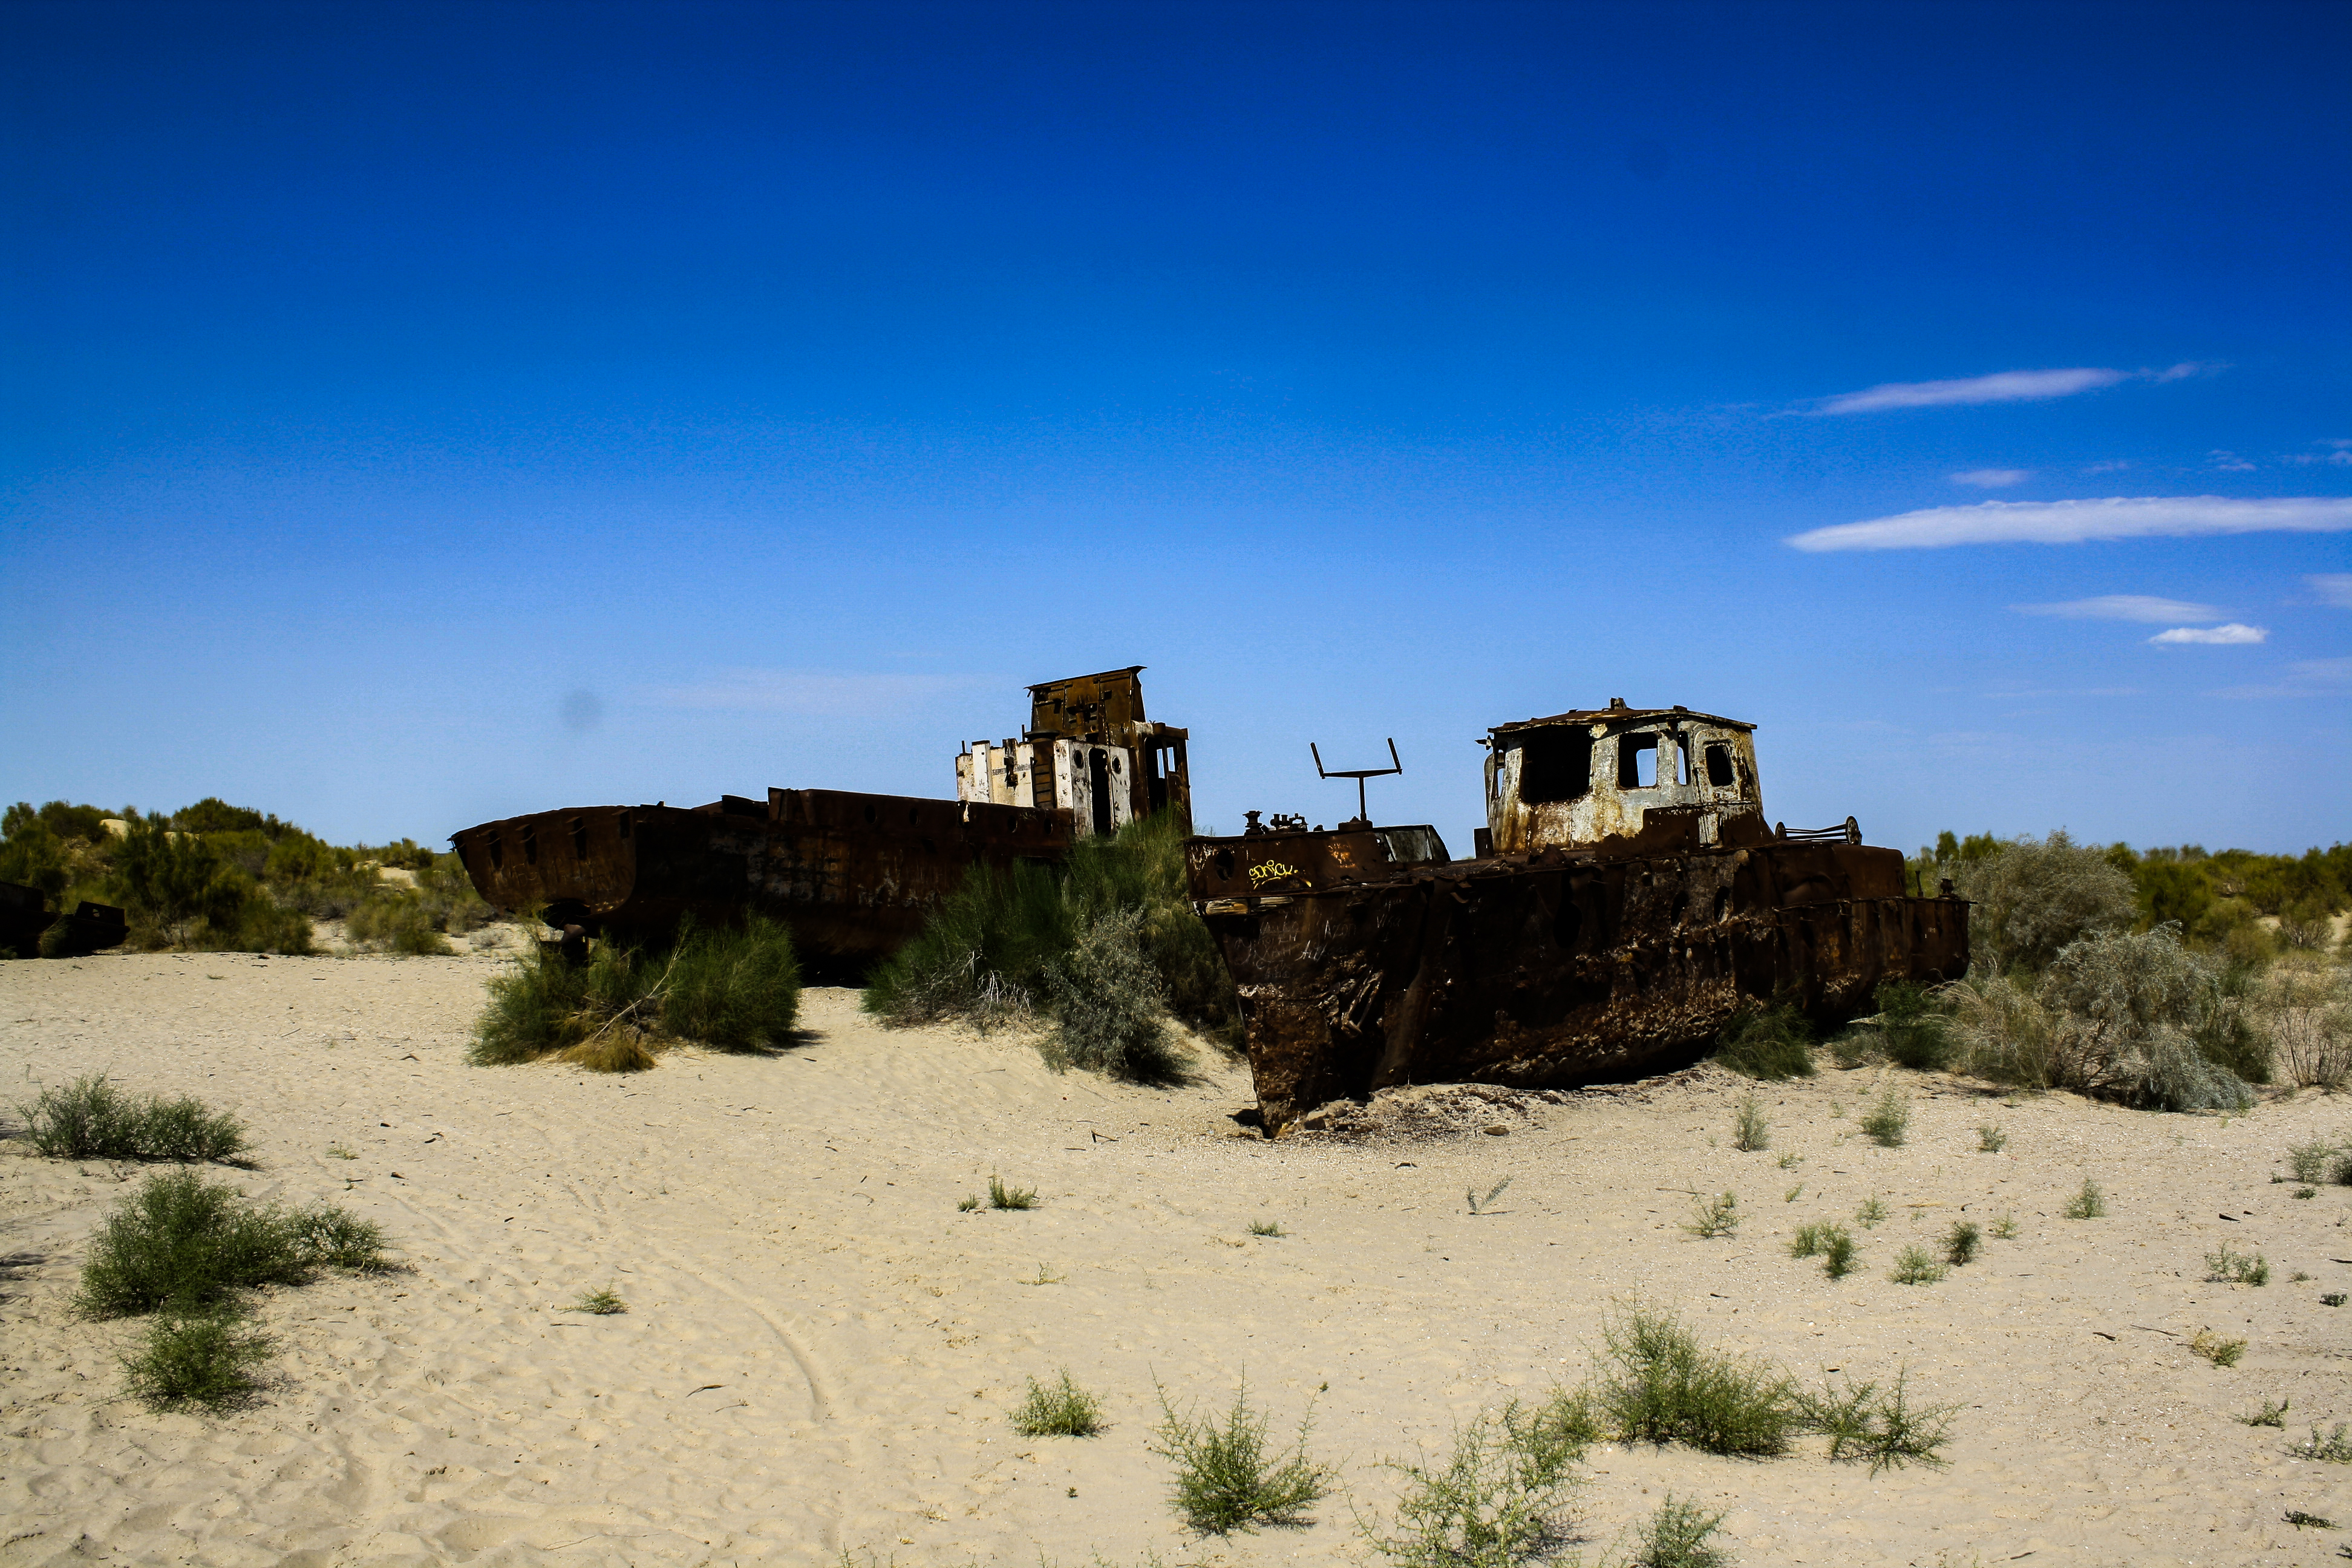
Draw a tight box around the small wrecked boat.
[1184,699,1968,1132]
[0,881,128,958]
[452,667,1189,974]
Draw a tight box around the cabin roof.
[1489,701,1754,737]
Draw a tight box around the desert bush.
[1799,1369,1956,1473]
[1875,980,1955,1071]
[76,1169,384,1319]
[2064,1178,2107,1218]
[1978,1122,2007,1153]
[122,1311,273,1413]
[16,1075,247,1162]
[1013,1370,1105,1437]
[1943,1221,1981,1267]
[1151,1378,1331,1534]
[470,916,800,1066]
[2265,964,2352,1089]
[1041,904,1189,1083]
[1710,1002,1815,1080]
[347,890,454,955]
[2203,1242,2269,1286]
[569,1286,626,1315]
[2287,1140,2336,1183]
[1625,1494,1730,1568]
[1731,1094,1768,1152]
[1366,1399,1589,1568]
[1249,1220,1287,1237]
[1858,1087,1909,1147]
[1854,1195,1888,1228]
[1681,1191,1739,1238]
[1590,1304,1797,1456]
[1889,1246,1946,1285]
[1991,1212,2019,1239]
[2239,1397,2291,1428]
[1955,831,2136,973]
[1941,970,2056,1088]
[2293,1423,2352,1462]
[865,812,1240,1061]
[988,1174,1037,1210]
[1789,1221,1857,1279]
[2190,1329,2246,1368]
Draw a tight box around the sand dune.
[4,949,2350,1566]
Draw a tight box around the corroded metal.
[0,883,127,958]
[453,669,1188,973]
[1187,700,1968,1132]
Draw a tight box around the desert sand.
[3,946,2350,1567]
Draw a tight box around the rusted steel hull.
[452,789,1071,972]
[0,883,128,958]
[1191,833,1968,1132]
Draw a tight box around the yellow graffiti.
[1247,860,1305,886]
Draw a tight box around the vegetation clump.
[863,813,1238,1082]
[569,1286,627,1315]
[1731,1093,1769,1152]
[1365,1398,1591,1568]
[1942,1221,1981,1267]
[1012,1370,1105,1437]
[2203,1242,2269,1286]
[1625,1494,1731,1568]
[471,915,802,1067]
[987,1174,1038,1210]
[1889,1246,1947,1285]
[122,1312,275,1413]
[1873,979,1955,1071]
[1710,1001,1815,1080]
[2190,1329,2247,1368]
[2063,1178,2108,1220]
[1151,1378,1332,1535]
[1589,1304,1798,1456]
[17,1075,247,1162]
[1858,1088,1910,1148]
[1681,1191,1739,1239]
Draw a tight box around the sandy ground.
[3,947,2350,1568]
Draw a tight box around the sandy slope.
[2,948,2349,1568]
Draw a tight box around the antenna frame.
[1309,737,1403,825]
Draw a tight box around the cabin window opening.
[1704,742,1736,788]
[569,818,588,859]
[521,826,538,866]
[1618,734,1659,789]
[617,812,631,840]
[1516,728,1593,804]
[488,834,504,871]
[1676,736,1694,786]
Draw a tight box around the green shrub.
[864,812,1240,1061]
[2239,1397,2290,1428]
[347,890,454,955]
[16,1075,247,1162]
[2064,1178,2106,1219]
[1977,1122,2007,1153]
[1041,904,1190,1083]
[1626,1494,1731,1568]
[1890,1246,1946,1285]
[1013,1370,1105,1437]
[1711,1002,1815,1080]
[1875,980,1955,1071]
[470,916,800,1066]
[1249,1220,1286,1237]
[1854,1195,1888,1229]
[1731,1093,1768,1152]
[2292,1423,2352,1462]
[2190,1330,2246,1368]
[2203,1242,2269,1286]
[988,1174,1037,1210]
[1151,1378,1332,1534]
[1942,1221,1981,1267]
[121,1311,273,1413]
[1590,1304,1797,1456]
[1681,1191,1739,1238]
[1954,831,2135,973]
[2287,1140,2333,1184]
[1366,1399,1588,1567]
[1858,1088,1909,1147]
[1800,1369,1956,1473]
[76,1169,383,1319]
[569,1286,626,1315]
[1821,1226,1859,1279]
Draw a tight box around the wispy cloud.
[642,668,991,715]
[2149,624,2267,645]
[2310,573,2352,608]
[2208,449,2257,472]
[1951,468,2033,488]
[1785,495,2352,552]
[2212,656,2352,699]
[2083,460,2131,474]
[2014,595,2222,624]
[2282,439,2352,468]
[1806,362,2207,416]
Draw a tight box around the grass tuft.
[1942,1221,1981,1267]
[1680,1191,1739,1239]
[1590,1304,1797,1456]
[569,1286,626,1315]
[2238,1397,2290,1428]
[2204,1241,2270,1286]
[1858,1087,1910,1148]
[2287,1140,2333,1184]
[1151,1377,1331,1534]
[1874,979,1955,1071]
[1731,1094,1769,1152]
[1248,1220,1286,1238]
[1625,1494,1731,1568]
[2190,1329,2246,1368]
[1012,1369,1105,1437]
[1977,1123,2007,1153]
[1711,1002,1815,1080]
[988,1174,1038,1210]
[2291,1423,2352,1462]
[2063,1178,2108,1219]
[16,1075,248,1163]
[1890,1245,1947,1285]
[1991,1212,2020,1240]
[121,1311,273,1413]
[1365,1398,1589,1567]
[1854,1195,1888,1229]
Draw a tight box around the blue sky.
[4,0,2347,855]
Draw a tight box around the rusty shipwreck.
[1184,699,1968,1132]
[453,667,1189,973]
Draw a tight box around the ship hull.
[1192,835,1968,1132]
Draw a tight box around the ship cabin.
[1481,698,1764,855]
[955,665,1192,838]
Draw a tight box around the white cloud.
[1951,468,2033,488]
[2149,362,2203,382]
[642,668,990,714]
[2282,439,2352,467]
[1814,367,2126,414]
[2310,574,2352,608]
[2083,460,2131,474]
[2013,595,2223,623]
[2149,624,2267,645]
[2208,449,2257,472]
[1785,494,2352,552]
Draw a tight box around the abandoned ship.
[1184,699,1969,1132]
[451,668,1187,974]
